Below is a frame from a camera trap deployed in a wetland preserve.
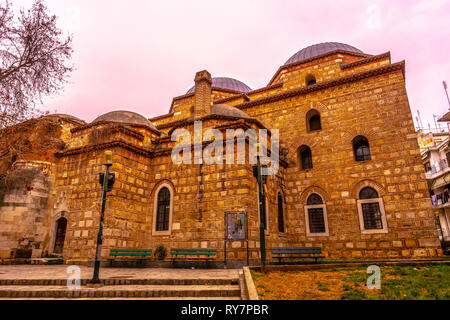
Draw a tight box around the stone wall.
[0,161,54,259]
[55,118,287,264]
[0,48,442,263]
[238,67,440,259]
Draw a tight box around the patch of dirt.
[252,268,400,300]
[253,270,348,300]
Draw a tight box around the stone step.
[0,284,241,298]
[0,278,239,286]
[30,258,63,265]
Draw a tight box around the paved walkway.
[0,265,240,280]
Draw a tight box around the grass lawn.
[251,265,450,300]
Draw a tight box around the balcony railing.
[431,190,450,208]
[418,127,448,134]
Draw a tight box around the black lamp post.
[89,150,115,284]
[253,143,267,271]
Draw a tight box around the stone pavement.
[0,265,243,299]
[0,284,241,298]
[0,265,239,280]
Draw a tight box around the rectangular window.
[355,146,371,161]
[357,198,388,234]
[156,204,170,231]
[304,204,329,236]
[361,202,383,229]
[302,153,313,170]
[308,208,326,233]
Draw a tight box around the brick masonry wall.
[239,68,441,259]
[0,50,442,262]
[0,161,54,259]
[270,53,362,88]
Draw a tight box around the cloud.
[7,0,447,127]
[413,0,448,13]
[64,5,81,31]
[365,4,382,30]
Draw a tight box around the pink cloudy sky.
[13,0,450,129]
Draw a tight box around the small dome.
[187,77,251,94]
[44,113,86,124]
[284,42,364,65]
[211,104,250,119]
[92,110,158,131]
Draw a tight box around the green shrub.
[154,245,167,260]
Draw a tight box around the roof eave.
[236,60,405,110]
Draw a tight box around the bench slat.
[171,249,216,252]
[272,247,321,254]
[272,256,325,259]
[272,247,321,250]
[170,248,216,264]
[109,249,152,257]
[110,251,152,253]
[110,253,152,256]
[171,253,215,256]
[110,249,152,252]
[271,247,323,264]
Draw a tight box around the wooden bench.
[108,249,153,266]
[170,248,216,265]
[271,247,324,264]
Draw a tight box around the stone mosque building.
[0,42,442,264]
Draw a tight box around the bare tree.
[0,0,73,128]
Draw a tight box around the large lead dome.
[284,42,364,65]
[186,77,251,94]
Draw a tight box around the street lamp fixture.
[89,150,115,284]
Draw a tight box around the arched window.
[305,74,316,86]
[297,145,313,170]
[306,109,322,132]
[304,193,329,236]
[277,193,285,233]
[359,187,381,229]
[353,136,371,161]
[307,193,323,205]
[359,187,379,199]
[356,186,388,233]
[154,186,172,233]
